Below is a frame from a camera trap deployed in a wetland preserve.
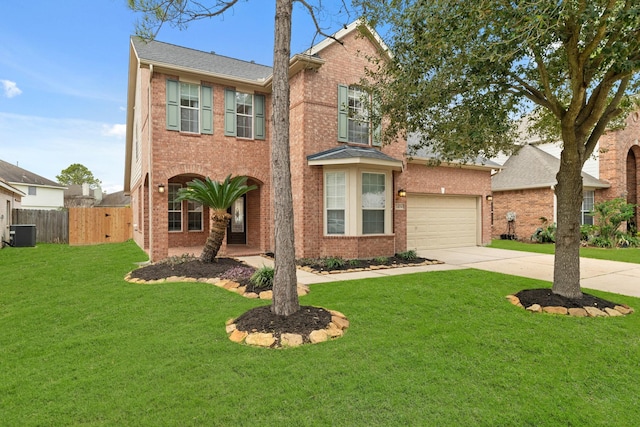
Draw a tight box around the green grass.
[490,239,640,264]
[2,242,640,425]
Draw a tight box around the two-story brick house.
[124,21,495,261]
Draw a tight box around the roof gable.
[491,144,609,191]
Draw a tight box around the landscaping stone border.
[124,273,309,300]
[299,259,444,275]
[226,309,350,348]
[506,294,635,317]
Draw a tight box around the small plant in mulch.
[246,266,274,294]
[296,252,434,273]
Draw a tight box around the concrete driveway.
[417,246,640,298]
[240,246,640,298]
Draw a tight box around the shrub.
[591,198,636,243]
[250,266,274,288]
[348,259,360,267]
[531,220,556,243]
[374,256,388,264]
[323,257,346,270]
[396,250,418,261]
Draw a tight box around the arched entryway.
[627,146,640,231]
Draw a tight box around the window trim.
[361,171,386,235]
[166,79,213,135]
[581,190,595,226]
[187,200,204,232]
[168,183,183,232]
[337,84,381,146]
[323,167,392,236]
[224,89,266,140]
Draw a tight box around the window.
[338,85,380,146]
[323,169,391,236]
[168,184,182,231]
[224,89,266,139]
[187,200,203,231]
[325,172,346,234]
[28,186,37,196]
[166,80,212,134]
[236,92,253,138]
[180,83,199,133]
[362,173,385,234]
[581,190,595,225]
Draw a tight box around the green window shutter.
[166,79,180,131]
[201,85,213,134]
[254,94,266,140]
[337,84,349,142]
[224,88,236,136]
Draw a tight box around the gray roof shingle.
[491,144,610,191]
[132,37,273,81]
[0,159,63,187]
[307,145,402,164]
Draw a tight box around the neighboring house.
[0,159,66,210]
[491,113,640,239]
[97,191,130,207]
[0,179,25,244]
[124,21,495,261]
[64,184,103,208]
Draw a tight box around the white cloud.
[102,123,126,138]
[1,79,22,98]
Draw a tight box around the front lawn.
[490,238,640,264]
[2,242,639,425]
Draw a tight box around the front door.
[227,196,246,244]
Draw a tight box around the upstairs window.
[338,85,380,146]
[28,186,37,196]
[179,83,199,133]
[166,80,213,134]
[224,89,266,140]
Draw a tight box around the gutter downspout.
[147,63,154,261]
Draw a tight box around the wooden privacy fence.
[12,209,69,243]
[68,207,132,245]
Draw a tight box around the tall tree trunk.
[201,211,230,263]
[270,0,300,316]
[552,144,584,299]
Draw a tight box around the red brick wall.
[492,187,555,240]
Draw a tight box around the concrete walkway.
[239,247,640,298]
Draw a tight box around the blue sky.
[0,0,359,193]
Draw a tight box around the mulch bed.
[516,288,620,310]
[295,254,435,272]
[234,305,332,337]
[129,257,248,281]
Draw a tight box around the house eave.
[308,157,403,171]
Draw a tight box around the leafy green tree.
[56,163,101,186]
[176,175,256,263]
[358,0,640,299]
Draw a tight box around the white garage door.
[406,195,479,250]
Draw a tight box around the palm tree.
[176,175,257,263]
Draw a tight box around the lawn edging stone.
[124,272,310,300]
[507,294,634,317]
[226,308,350,349]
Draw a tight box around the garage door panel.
[407,195,478,250]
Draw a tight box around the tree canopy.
[358,0,640,298]
[56,163,101,186]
